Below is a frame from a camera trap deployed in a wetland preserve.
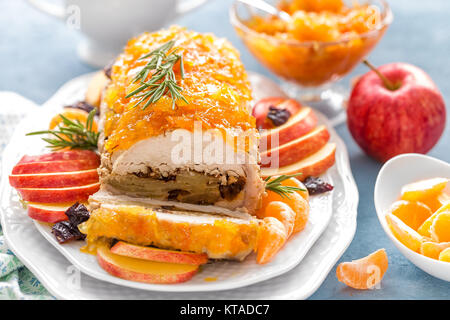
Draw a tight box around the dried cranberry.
[64,101,99,116]
[304,177,334,195]
[266,106,291,126]
[51,203,90,244]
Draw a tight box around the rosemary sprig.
[125,39,188,110]
[265,173,306,199]
[26,109,99,151]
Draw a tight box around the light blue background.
[1,0,449,299]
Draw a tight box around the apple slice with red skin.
[261,143,336,180]
[111,241,208,266]
[17,182,100,203]
[261,125,330,168]
[27,202,74,223]
[12,158,100,174]
[18,150,99,164]
[97,244,199,284]
[9,169,99,188]
[260,107,317,151]
[253,97,302,130]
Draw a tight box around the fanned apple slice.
[12,158,100,174]
[261,143,336,180]
[27,202,75,223]
[111,241,208,265]
[260,107,317,150]
[261,125,330,168]
[9,169,99,188]
[17,182,100,203]
[97,244,199,284]
[18,150,99,164]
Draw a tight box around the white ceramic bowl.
[374,153,450,282]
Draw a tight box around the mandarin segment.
[385,213,424,253]
[281,177,309,201]
[400,177,449,203]
[438,248,450,262]
[417,203,450,237]
[336,249,388,290]
[420,242,450,260]
[263,201,296,237]
[389,200,432,231]
[256,217,288,264]
[49,108,98,132]
[430,212,450,243]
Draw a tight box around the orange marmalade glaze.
[102,26,255,152]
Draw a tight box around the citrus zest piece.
[385,212,424,253]
[264,201,296,237]
[336,249,388,290]
[420,242,450,260]
[400,177,449,202]
[49,108,98,132]
[389,200,432,231]
[430,212,450,242]
[417,202,450,237]
[438,247,450,262]
[256,217,288,264]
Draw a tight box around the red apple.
[97,244,199,284]
[9,169,99,188]
[261,125,330,168]
[110,241,208,265]
[252,97,302,130]
[17,182,100,203]
[260,107,318,151]
[347,61,446,162]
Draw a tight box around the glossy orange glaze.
[102,26,255,152]
[79,205,260,259]
[237,0,386,86]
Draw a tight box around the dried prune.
[304,176,334,195]
[51,203,90,244]
[52,221,85,244]
[64,101,99,116]
[267,106,291,126]
[65,202,90,226]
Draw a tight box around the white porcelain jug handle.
[26,0,66,19]
[176,0,208,17]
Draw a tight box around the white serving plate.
[374,153,450,282]
[0,72,358,299]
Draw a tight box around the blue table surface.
[1,0,449,299]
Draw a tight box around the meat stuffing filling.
[102,170,246,205]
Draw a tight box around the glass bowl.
[230,0,393,125]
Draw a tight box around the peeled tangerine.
[385,213,424,253]
[256,217,288,264]
[420,242,450,260]
[417,202,450,238]
[263,201,296,237]
[439,248,450,262]
[336,249,388,290]
[258,181,309,233]
[400,177,449,212]
[389,200,432,231]
[430,212,450,243]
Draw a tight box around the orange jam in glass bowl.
[230,0,392,87]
